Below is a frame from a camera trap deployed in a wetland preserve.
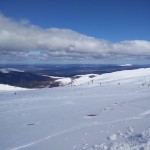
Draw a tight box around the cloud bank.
[0,14,150,63]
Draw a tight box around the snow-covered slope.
[72,74,99,85]
[55,77,72,86]
[0,68,150,150]
[72,68,150,86]
[0,84,27,91]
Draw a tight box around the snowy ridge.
[71,68,150,86]
[0,84,27,91]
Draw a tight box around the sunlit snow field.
[0,68,150,150]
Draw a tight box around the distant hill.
[0,68,61,88]
[1,65,150,88]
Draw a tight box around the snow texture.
[0,68,150,150]
[56,77,72,85]
[0,84,27,91]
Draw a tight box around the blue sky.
[0,0,150,64]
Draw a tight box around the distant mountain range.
[0,68,61,88]
[0,64,150,88]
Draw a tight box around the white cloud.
[0,14,150,62]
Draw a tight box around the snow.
[48,76,61,79]
[7,68,24,72]
[42,75,60,79]
[72,74,99,85]
[0,84,27,91]
[107,134,117,141]
[0,68,150,150]
[0,68,24,73]
[92,127,150,150]
[56,77,72,85]
[36,68,150,87]
[120,64,133,66]
[71,68,150,86]
[140,110,150,117]
[0,68,10,73]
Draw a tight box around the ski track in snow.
[0,101,74,114]
[7,109,150,150]
[140,109,150,117]
[1,68,150,150]
[1,95,150,150]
